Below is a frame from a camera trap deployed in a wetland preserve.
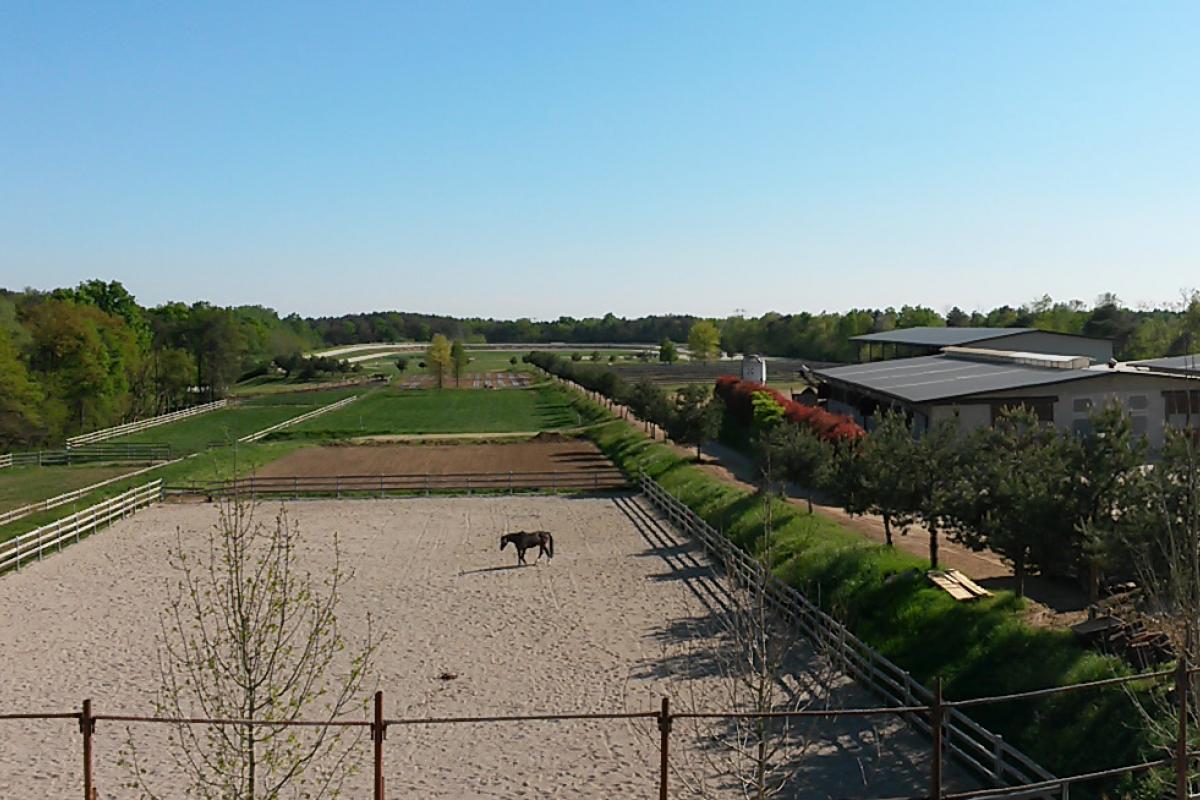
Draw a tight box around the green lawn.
[358,349,646,378]
[279,385,602,437]
[0,440,308,542]
[237,387,362,406]
[113,403,331,453]
[0,464,140,512]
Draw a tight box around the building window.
[1072,398,1092,414]
[1165,390,1200,416]
[1131,416,1148,437]
[1129,395,1148,411]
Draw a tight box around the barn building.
[815,345,1200,449]
[851,327,1113,363]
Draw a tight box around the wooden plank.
[946,569,992,598]
[927,571,976,601]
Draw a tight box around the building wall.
[973,373,1196,450]
[927,403,992,433]
[985,332,1113,363]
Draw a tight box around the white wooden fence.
[0,461,177,528]
[237,395,359,443]
[636,471,1061,799]
[0,454,11,470]
[66,400,228,447]
[0,481,163,573]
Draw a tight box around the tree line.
[0,281,323,448]
[4,276,1198,449]
[312,291,1200,363]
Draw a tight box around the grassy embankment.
[583,413,1160,787]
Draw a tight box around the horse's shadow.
[458,564,529,576]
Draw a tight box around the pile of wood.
[1073,590,1175,666]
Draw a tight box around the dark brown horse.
[500,531,554,565]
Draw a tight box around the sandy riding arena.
[0,496,959,798]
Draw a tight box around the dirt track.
[255,438,615,477]
[0,496,971,798]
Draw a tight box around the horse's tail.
[546,532,554,559]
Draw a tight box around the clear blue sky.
[2,1,1196,319]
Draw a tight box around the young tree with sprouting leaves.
[846,411,917,547]
[668,383,721,461]
[659,338,679,364]
[123,496,378,799]
[907,418,965,570]
[687,320,722,363]
[450,339,468,387]
[1065,402,1146,606]
[426,333,452,389]
[758,422,833,513]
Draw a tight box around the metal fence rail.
[2,680,1190,800]
[636,471,1059,798]
[0,481,163,573]
[171,469,630,498]
[237,395,360,442]
[66,400,229,447]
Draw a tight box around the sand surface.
[0,496,969,799]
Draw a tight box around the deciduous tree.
[450,339,468,387]
[427,334,452,389]
[124,497,378,799]
[668,383,721,460]
[688,320,722,363]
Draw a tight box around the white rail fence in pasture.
[237,395,360,443]
[0,453,11,470]
[635,471,1060,798]
[0,461,177,528]
[65,400,228,448]
[0,481,163,573]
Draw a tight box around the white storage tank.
[741,355,767,383]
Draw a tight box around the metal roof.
[1129,354,1200,375]
[849,327,1036,347]
[813,354,1104,404]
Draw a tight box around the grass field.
[0,441,307,542]
[0,464,140,513]
[279,385,602,437]
[229,377,376,397]
[356,349,646,378]
[113,398,348,453]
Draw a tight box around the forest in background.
[1,280,1198,449]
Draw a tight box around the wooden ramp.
[927,569,992,601]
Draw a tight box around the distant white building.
[741,355,767,383]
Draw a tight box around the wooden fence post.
[658,696,671,800]
[931,677,944,800]
[80,698,95,800]
[373,690,386,800]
